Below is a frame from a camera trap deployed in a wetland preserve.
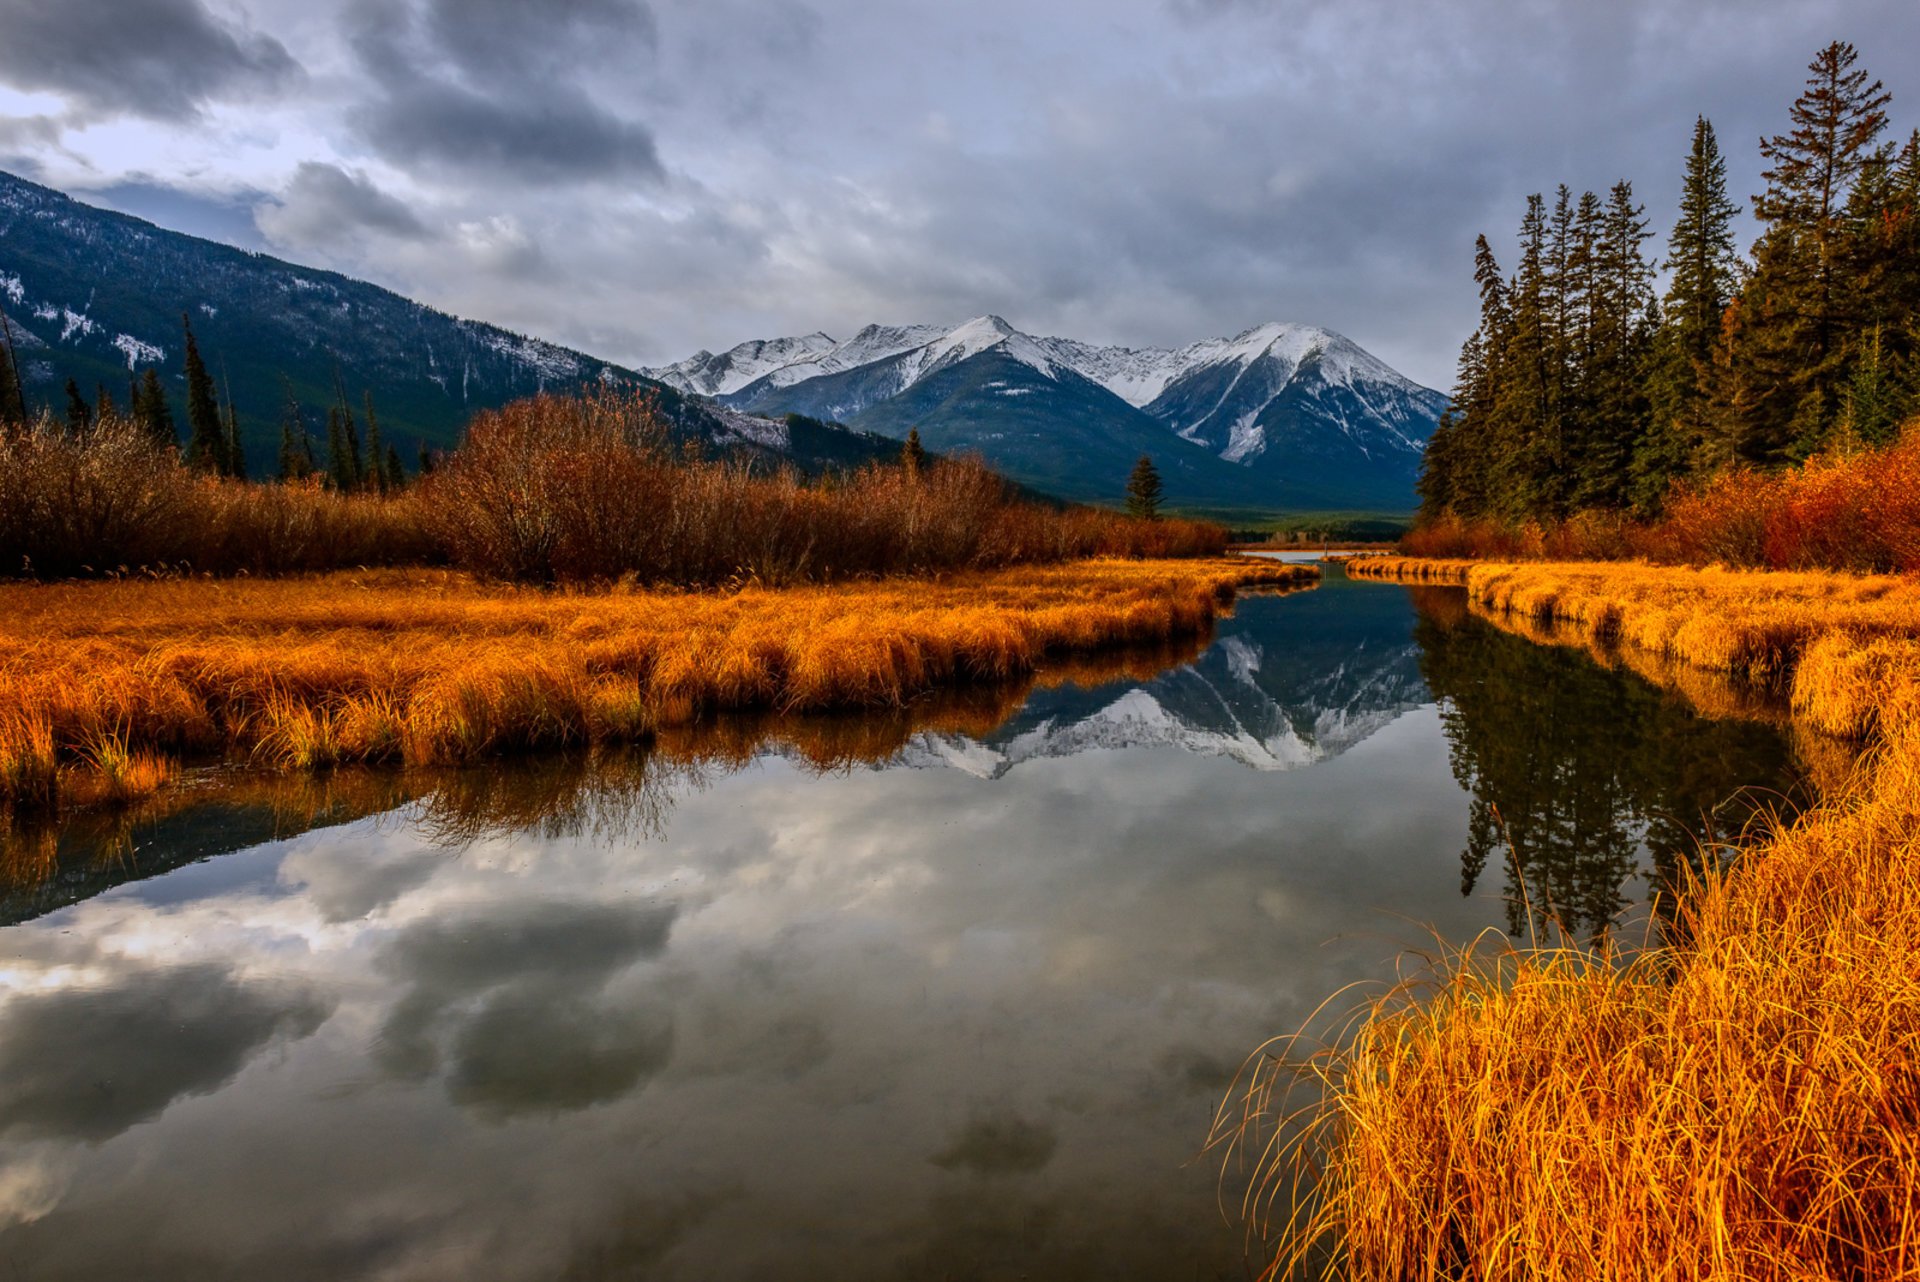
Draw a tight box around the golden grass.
[1224,557,1920,1281]
[0,557,1310,816]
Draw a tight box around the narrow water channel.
[0,570,1831,1280]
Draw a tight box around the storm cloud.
[0,0,298,122]
[2,0,1918,387]
[0,963,330,1143]
[344,0,663,183]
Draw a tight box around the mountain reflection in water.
[0,574,1837,1280]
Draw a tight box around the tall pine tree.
[134,368,176,451]
[1642,116,1742,499]
[181,315,229,474]
[1729,40,1892,457]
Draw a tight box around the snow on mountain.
[649,332,837,397]
[649,324,948,397]
[643,313,1445,509]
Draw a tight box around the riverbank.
[1237,556,1920,1279]
[0,557,1312,817]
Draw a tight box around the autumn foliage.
[1403,420,1920,573]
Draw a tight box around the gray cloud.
[0,963,330,1142]
[344,0,663,184]
[0,0,299,121]
[255,161,428,248]
[374,899,678,1117]
[9,0,1920,389]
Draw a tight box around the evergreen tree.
[332,373,364,488]
[223,395,246,478]
[364,391,387,492]
[1642,117,1742,500]
[1575,181,1655,510]
[181,314,229,473]
[276,380,309,482]
[94,383,115,424]
[134,368,176,451]
[326,406,355,491]
[385,444,405,489]
[64,379,93,436]
[0,311,23,428]
[1738,40,1892,455]
[1125,454,1163,519]
[901,427,927,475]
[418,442,436,477]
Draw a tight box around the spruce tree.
[64,379,93,436]
[94,383,115,425]
[1643,116,1742,497]
[181,315,228,473]
[1743,40,1892,454]
[0,318,22,428]
[362,391,386,492]
[135,368,176,451]
[326,406,354,491]
[223,396,246,478]
[384,444,405,489]
[1575,181,1655,510]
[333,372,363,488]
[1125,454,1163,519]
[901,427,927,475]
[276,380,306,481]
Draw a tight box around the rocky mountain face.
[0,170,899,476]
[650,315,1448,513]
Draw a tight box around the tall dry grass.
[421,390,1225,584]
[0,411,433,577]
[1226,558,1920,1281]
[0,558,1311,817]
[1405,420,1920,573]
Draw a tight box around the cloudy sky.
[0,0,1913,388]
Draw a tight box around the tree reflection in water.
[1410,586,1837,939]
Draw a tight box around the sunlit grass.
[1229,556,1920,1280]
[0,557,1311,815]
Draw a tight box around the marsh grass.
[0,558,1311,817]
[1231,557,1920,1281]
[0,625,1228,893]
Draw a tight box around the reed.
[0,558,1311,814]
[1227,556,1920,1281]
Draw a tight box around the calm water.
[0,572,1829,1280]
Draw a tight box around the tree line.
[1419,41,1920,524]
[0,310,417,491]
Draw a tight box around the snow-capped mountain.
[882,578,1431,779]
[646,316,1446,512]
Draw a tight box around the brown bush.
[1406,419,1920,573]
[422,390,1225,585]
[0,411,435,578]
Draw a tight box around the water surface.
[0,573,1829,1280]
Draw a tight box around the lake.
[0,568,1831,1280]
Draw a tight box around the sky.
[0,0,1913,390]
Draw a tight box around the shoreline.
[0,557,1314,821]
[1235,555,1920,1279]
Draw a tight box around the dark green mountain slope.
[0,170,899,476]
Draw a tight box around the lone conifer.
[1125,454,1163,520]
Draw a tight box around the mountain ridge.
[0,169,901,478]
[647,314,1447,512]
